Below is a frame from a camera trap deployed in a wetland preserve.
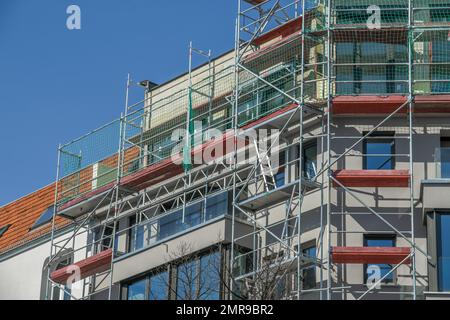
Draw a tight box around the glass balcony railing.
[119,192,233,256]
[435,148,450,179]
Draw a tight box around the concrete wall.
[0,229,87,300]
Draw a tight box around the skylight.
[0,224,11,238]
[30,206,55,230]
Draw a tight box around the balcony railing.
[116,191,234,257]
[435,147,450,179]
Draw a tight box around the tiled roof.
[0,183,70,255]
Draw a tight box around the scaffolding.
[45,0,450,300]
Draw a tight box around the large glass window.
[205,192,229,220]
[159,210,184,240]
[148,135,175,165]
[127,278,146,300]
[275,150,286,188]
[129,216,145,252]
[303,142,317,180]
[364,235,396,284]
[302,245,317,290]
[149,271,169,300]
[335,42,408,95]
[31,206,54,230]
[184,202,203,228]
[176,251,221,300]
[437,213,450,291]
[440,138,450,178]
[125,271,169,300]
[363,132,395,170]
[127,193,229,254]
[237,63,295,126]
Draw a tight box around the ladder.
[253,137,277,191]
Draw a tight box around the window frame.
[363,234,397,285]
[363,131,396,170]
[121,247,223,300]
[30,206,55,230]
[0,224,11,238]
[436,212,450,291]
[301,242,317,291]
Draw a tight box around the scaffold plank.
[333,170,410,188]
[331,246,411,264]
[50,249,113,284]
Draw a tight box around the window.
[440,137,450,178]
[129,216,145,252]
[126,194,229,254]
[302,245,317,290]
[52,258,73,300]
[205,192,229,220]
[364,235,396,284]
[125,271,169,300]
[303,142,317,180]
[149,271,169,300]
[363,132,395,170]
[335,41,408,95]
[31,206,54,230]
[148,135,174,165]
[274,150,286,188]
[159,210,184,240]
[184,202,203,228]
[0,224,11,238]
[127,278,146,300]
[176,251,221,300]
[437,213,450,291]
[237,63,295,126]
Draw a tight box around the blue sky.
[0,0,236,206]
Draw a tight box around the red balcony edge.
[59,182,115,212]
[121,156,184,191]
[414,95,450,113]
[244,0,266,5]
[252,16,303,47]
[242,103,299,130]
[332,95,408,114]
[333,95,450,114]
[331,246,411,264]
[50,249,113,284]
[244,33,301,63]
[333,170,410,188]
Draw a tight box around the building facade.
[1,0,450,300]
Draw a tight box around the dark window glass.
[149,271,168,300]
[440,138,450,178]
[127,278,146,300]
[199,252,221,300]
[129,216,145,252]
[274,150,286,188]
[176,252,221,300]
[159,210,183,240]
[363,133,395,170]
[184,202,203,228]
[205,192,228,220]
[0,224,11,238]
[303,143,317,180]
[93,223,115,254]
[364,235,395,283]
[31,206,54,230]
[437,214,450,291]
[176,259,198,300]
[302,245,317,290]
